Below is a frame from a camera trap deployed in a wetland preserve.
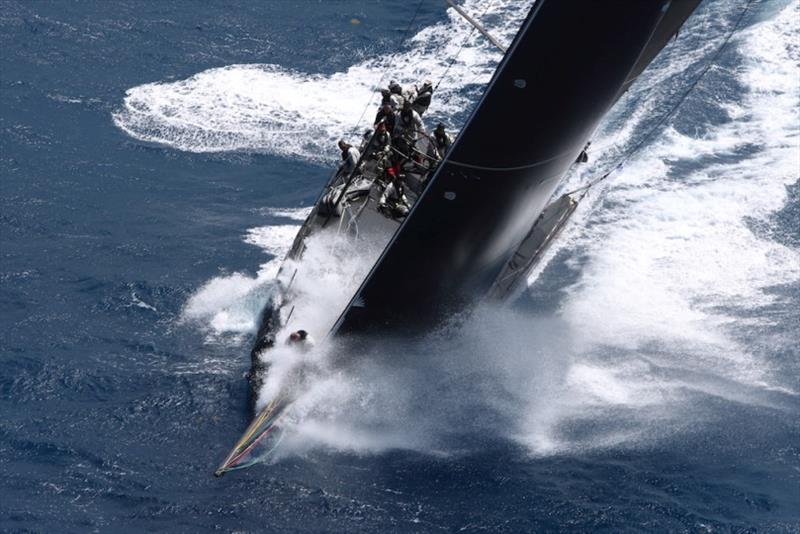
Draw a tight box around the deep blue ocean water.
[2,0,799,532]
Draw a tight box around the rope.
[448,145,578,172]
[565,0,755,201]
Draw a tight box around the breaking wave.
[181,208,309,343]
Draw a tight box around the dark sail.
[333,0,702,336]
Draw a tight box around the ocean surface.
[2,0,799,532]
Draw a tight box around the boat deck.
[286,133,436,260]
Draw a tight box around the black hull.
[230,0,703,472]
[333,0,701,336]
[247,300,281,411]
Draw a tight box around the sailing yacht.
[215,0,703,476]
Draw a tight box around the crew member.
[374,103,396,133]
[379,88,394,109]
[388,81,405,109]
[575,141,591,163]
[433,122,452,156]
[337,139,360,176]
[287,329,315,351]
[359,128,373,152]
[378,172,410,218]
[402,84,418,106]
[412,80,434,116]
[365,121,391,158]
[394,101,425,139]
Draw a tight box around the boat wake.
[171,0,798,462]
[112,0,532,163]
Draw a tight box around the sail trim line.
[447,144,581,172]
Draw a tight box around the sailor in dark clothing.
[360,128,373,152]
[433,122,452,156]
[395,101,426,138]
[575,141,591,163]
[367,121,392,158]
[380,88,394,109]
[374,103,397,133]
[388,80,405,109]
[412,80,434,116]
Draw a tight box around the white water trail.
[514,0,800,453]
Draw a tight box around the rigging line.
[565,0,755,200]
[448,144,580,172]
[348,0,426,136]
